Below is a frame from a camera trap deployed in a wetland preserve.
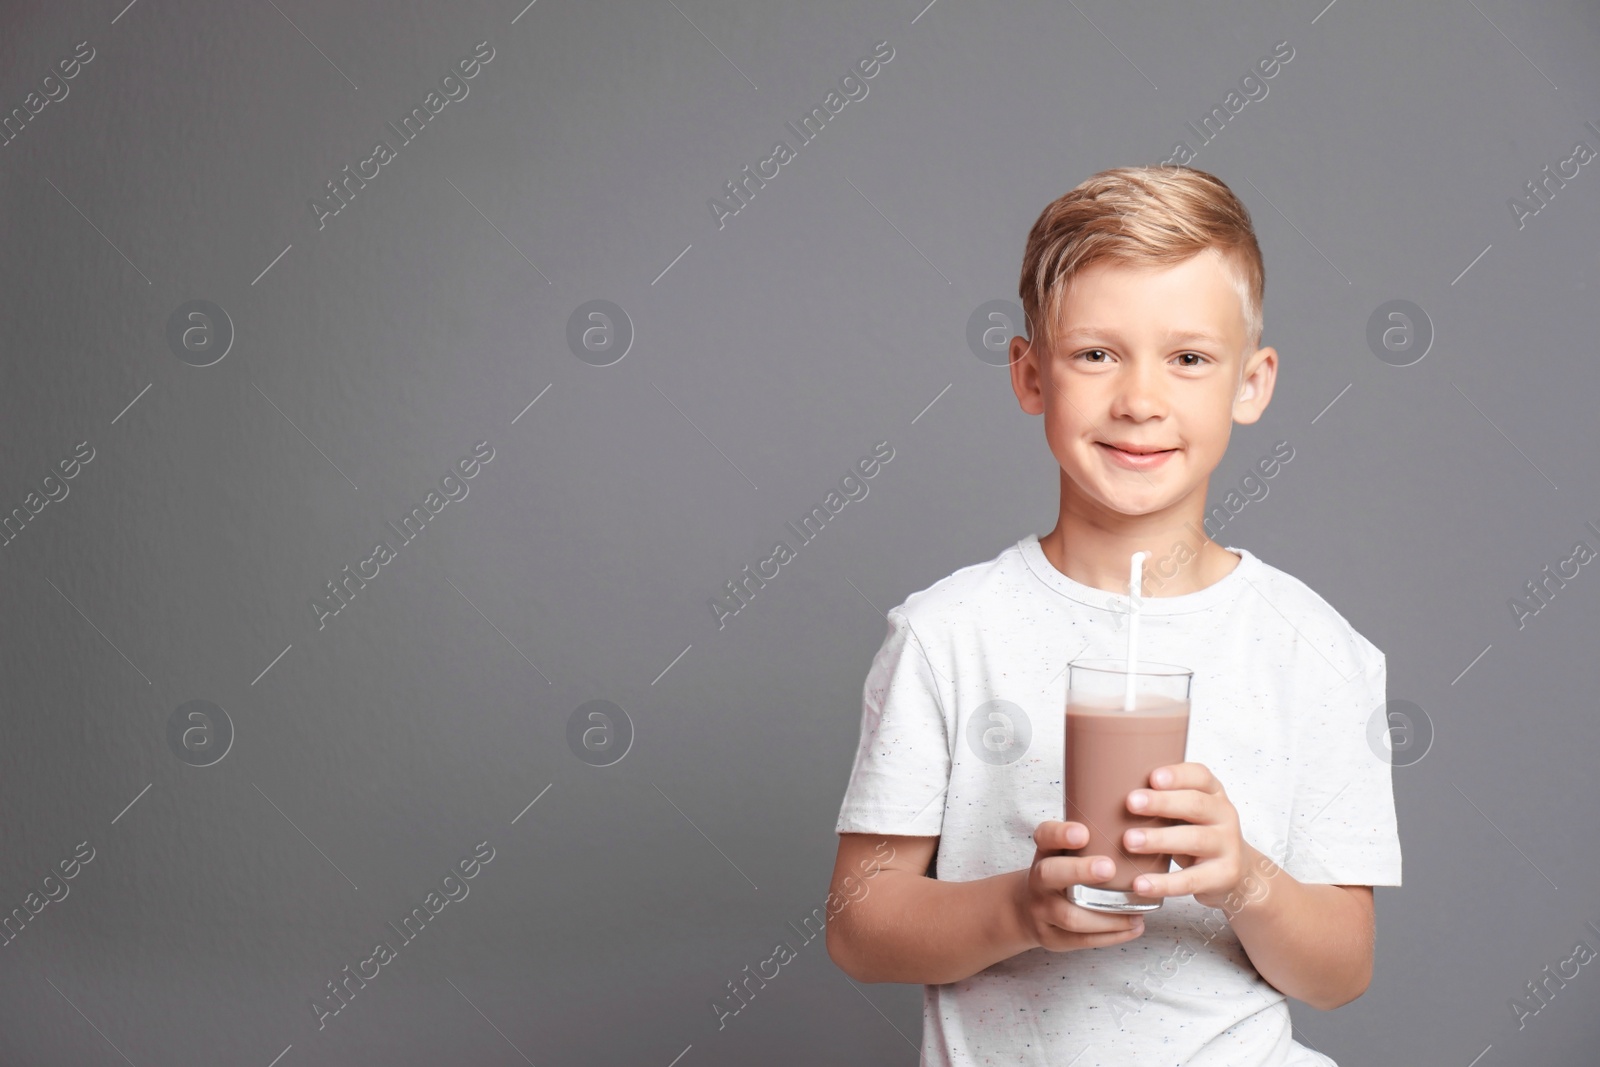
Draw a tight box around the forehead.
[1053,251,1247,344]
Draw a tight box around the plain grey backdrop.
[1,0,1597,1063]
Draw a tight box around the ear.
[1232,345,1277,425]
[1010,334,1045,416]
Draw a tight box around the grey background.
[1,0,1596,1063]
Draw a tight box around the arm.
[1223,843,1375,1010]
[826,827,1148,986]
[1123,765,1377,1011]
[824,833,1035,985]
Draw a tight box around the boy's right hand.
[1016,820,1147,952]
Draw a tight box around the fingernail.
[1128,792,1147,811]
[1093,859,1112,877]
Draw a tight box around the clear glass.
[1064,657,1192,913]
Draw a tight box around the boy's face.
[1008,249,1277,523]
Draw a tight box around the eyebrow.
[1055,326,1229,346]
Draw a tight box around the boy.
[826,166,1401,1066]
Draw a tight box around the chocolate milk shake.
[1064,694,1190,901]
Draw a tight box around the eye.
[1175,352,1208,367]
[1077,348,1111,363]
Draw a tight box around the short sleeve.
[1282,646,1403,886]
[834,610,953,837]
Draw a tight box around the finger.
[1123,825,1215,857]
[1131,865,1204,899]
[1126,786,1212,822]
[1164,855,1253,901]
[1150,762,1221,794]
[1048,896,1146,935]
[1036,855,1111,891]
[1052,905,1146,938]
[1085,924,1147,946]
[1037,854,1118,891]
[1042,924,1146,953]
[1129,871,1169,897]
[1034,821,1089,853]
[1069,921,1147,945]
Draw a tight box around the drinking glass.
[1064,658,1192,914]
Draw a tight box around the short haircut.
[1018,165,1264,359]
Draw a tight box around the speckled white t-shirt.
[834,533,1402,1067]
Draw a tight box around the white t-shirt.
[834,533,1402,1067]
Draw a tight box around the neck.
[1038,476,1238,597]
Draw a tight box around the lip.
[1097,441,1177,470]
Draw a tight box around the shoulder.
[1237,549,1385,678]
[886,538,1031,639]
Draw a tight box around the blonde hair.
[1018,165,1264,358]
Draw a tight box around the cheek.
[1041,404,1091,468]
[1179,392,1239,448]
[1042,377,1098,444]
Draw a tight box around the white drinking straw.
[1123,551,1148,711]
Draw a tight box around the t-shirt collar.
[1018,532,1256,615]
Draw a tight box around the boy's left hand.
[1122,762,1250,910]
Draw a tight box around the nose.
[1110,356,1166,420]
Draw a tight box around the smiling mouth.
[1097,443,1176,456]
[1096,442,1178,469]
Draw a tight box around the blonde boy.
[828,166,1401,1066]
